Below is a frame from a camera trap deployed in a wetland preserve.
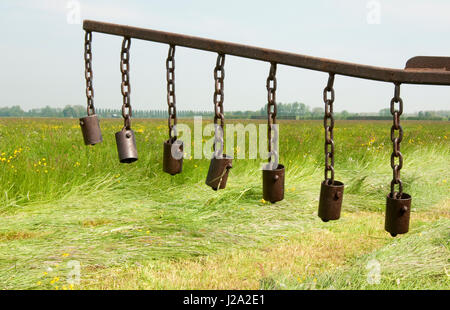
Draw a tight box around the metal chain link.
[390,83,404,198]
[84,31,95,116]
[166,45,177,141]
[266,62,278,168]
[213,53,225,156]
[323,73,335,183]
[120,37,132,129]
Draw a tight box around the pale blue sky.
[1,0,449,113]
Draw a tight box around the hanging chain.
[84,31,95,116]
[213,53,225,156]
[390,83,404,198]
[323,73,335,183]
[166,45,177,141]
[120,37,132,130]
[266,62,278,168]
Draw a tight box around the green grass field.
[0,118,448,290]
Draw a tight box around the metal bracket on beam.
[405,56,450,72]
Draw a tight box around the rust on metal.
[205,155,232,190]
[385,83,411,237]
[79,20,449,237]
[163,44,183,175]
[262,164,285,203]
[163,140,183,175]
[115,129,138,163]
[385,193,411,237]
[262,62,284,203]
[115,36,138,164]
[166,44,177,141]
[83,20,450,85]
[318,180,344,222]
[80,30,103,146]
[79,114,102,145]
[318,73,344,222]
[206,53,231,190]
[389,84,404,198]
[323,73,336,183]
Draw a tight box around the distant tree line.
[378,108,450,120]
[0,105,215,118]
[253,103,449,120]
[0,103,448,120]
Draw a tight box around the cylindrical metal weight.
[318,180,344,222]
[115,129,138,163]
[79,114,102,145]
[385,193,411,237]
[163,139,183,175]
[262,164,285,203]
[205,154,232,190]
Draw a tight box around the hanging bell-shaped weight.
[163,139,183,175]
[79,114,102,145]
[205,154,232,190]
[262,164,285,203]
[115,129,138,163]
[318,180,344,222]
[385,193,411,237]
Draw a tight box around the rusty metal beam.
[83,20,450,86]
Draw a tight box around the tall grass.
[0,118,448,289]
